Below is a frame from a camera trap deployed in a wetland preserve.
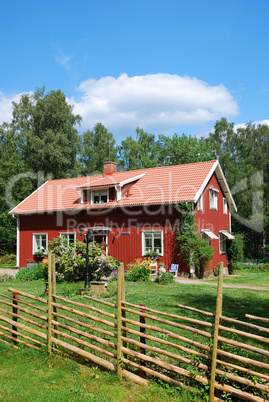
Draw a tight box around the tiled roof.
[9,160,236,214]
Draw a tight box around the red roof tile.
[10,160,236,214]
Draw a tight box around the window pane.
[93,191,100,203]
[100,190,107,203]
[145,233,153,251]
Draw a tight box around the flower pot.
[90,281,108,297]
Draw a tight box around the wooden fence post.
[209,261,224,402]
[139,303,146,378]
[51,253,58,339]
[117,262,124,379]
[47,251,52,354]
[12,291,18,344]
[120,263,127,353]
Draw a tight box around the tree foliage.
[80,123,116,174]
[209,118,269,258]
[11,87,82,179]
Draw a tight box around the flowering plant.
[144,250,159,258]
[45,236,119,282]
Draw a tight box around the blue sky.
[1,0,269,143]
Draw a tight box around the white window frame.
[209,188,219,210]
[223,198,228,215]
[81,189,91,203]
[91,189,109,205]
[219,232,227,254]
[141,230,164,256]
[197,194,203,211]
[93,234,108,255]
[33,233,48,254]
[60,232,76,248]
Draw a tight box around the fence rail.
[0,255,268,401]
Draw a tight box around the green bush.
[46,237,118,282]
[16,265,46,281]
[0,253,16,266]
[125,266,151,282]
[154,272,174,284]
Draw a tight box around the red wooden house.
[10,160,237,275]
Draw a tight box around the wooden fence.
[0,254,268,401]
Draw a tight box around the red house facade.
[10,160,237,275]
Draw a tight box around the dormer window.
[81,189,91,203]
[92,189,108,204]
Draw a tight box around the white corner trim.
[119,172,146,187]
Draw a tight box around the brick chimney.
[103,161,118,175]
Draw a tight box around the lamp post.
[80,227,93,288]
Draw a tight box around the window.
[209,188,218,210]
[60,233,76,247]
[219,232,227,254]
[142,230,163,256]
[92,189,108,204]
[33,233,47,254]
[223,198,228,214]
[197,194,203,211]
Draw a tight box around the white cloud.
[69,73,239,135]
[234,120,269,131]
[0,92,28,124]
[0,74,240,139]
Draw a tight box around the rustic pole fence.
[47,252,53,354]
[12,291,18,344]
[139,303,146,378]
[117,262,124,379]
[209,261,224,402]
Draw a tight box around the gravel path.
[0,268,19,277]
[174,277,269,291]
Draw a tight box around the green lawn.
[204,269,269,288]
[0,277,268,401]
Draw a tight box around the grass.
[0,343,192,401]
[0,276,268,401]
[204,268,269,288]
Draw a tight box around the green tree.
[0,125,32,250]
[80,123,116,174]
[117,127,158,170]
[156,133,214,166]
[11,87,82,179]
[209,119,269,258]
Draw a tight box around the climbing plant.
[176,202,213,278]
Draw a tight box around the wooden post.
[51,253,58,339]
[139,303,146,378]
[12,291,18,344]
[209,261,224,402]
[117,262,124,379]
[120,263,127,353]
[47,252,52,354]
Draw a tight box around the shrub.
[176,202,213,278]
[125,257,157,282]
[125,266,150,282]
[16,265,46,281]
[0,253,16,266]
[154,272,174,284]
[47,237,118,282]
[226,233,244,274]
